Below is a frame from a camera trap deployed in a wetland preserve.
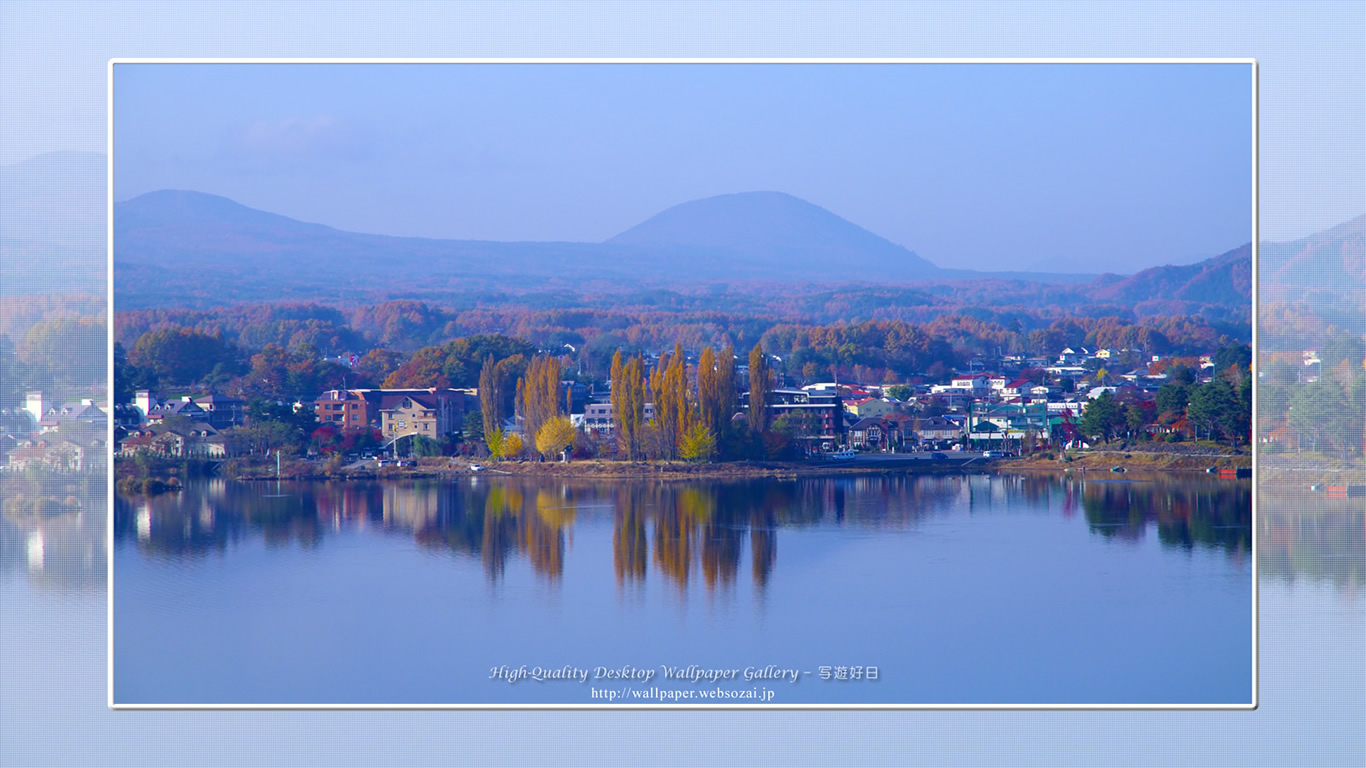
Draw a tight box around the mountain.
[1259,214,1365,290]
[114,190,657,305]
[0,151,106,296]
[1087,242,1253,307]
[116,189,951,290]
[112,187,1275,314]
[607,191,944,280]
[116,189,958,305]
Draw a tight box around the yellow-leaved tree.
[678,420,716,463]
[535,416,577,461]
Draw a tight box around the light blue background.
[109,62,1253,274]
[1,1,1362,765]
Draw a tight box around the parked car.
[983,450,1005,458]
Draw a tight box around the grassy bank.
[1257,452,1366,486]
[1009,443,1252,472]
[231,456,975,482]
[182,441,1270,483]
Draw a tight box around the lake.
[111,471,1252,706]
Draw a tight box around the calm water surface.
[111,472,1252,705]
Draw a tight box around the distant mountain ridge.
[1089,242,1253,306]
[608,191,945,280]
[107,186,1272,310]
[1260,214,1365,289]
[0,151,107,296]
[113,187,1100,290]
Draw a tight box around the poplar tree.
[610,350,625,456]
[612,352,646,460]
[718,344,736,433]
[517,354,561,450]
[479,354,503,439]
[653,343,690,459]
[697,347,720,438]
[629,356,647,459]
[748,343,771,434]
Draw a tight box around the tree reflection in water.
[1076,475,1252,559]
[113,473,1261,591]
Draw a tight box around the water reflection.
[1259,485,1365,595]
[0,473,107,591]
[112,473,1263,591]
[1073,475,1253,559]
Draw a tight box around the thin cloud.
[238,115,342,155]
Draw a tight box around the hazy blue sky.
[113,62,1251,274]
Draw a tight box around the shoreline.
[220,447,1253,482]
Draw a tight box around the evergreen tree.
[1187,379,1238,444]
[1155,382,1189,417]
[1079,390,1122,443]
[1288,381,1348,453]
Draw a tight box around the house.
[845,415,913,451]
[972,403,1050,438]
[7,435,107,473]
[770,401,844,450]
[578,401,657,436]
[950,373,993,393]
[1045,364,1089,379]
[314,389,373,430]
[582,402,614,434]
[193,393,246,429]
[313,388,478,434]
[882,412,917,446]
[769,388,815,405]
[135,391,208,424]
[380,393,454,442]
[29,395,107,434]
[112,403,144,428]
[848,417,888,451]
[844,397,893,419]
[119,421,226,458]
[914,415,963,445]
